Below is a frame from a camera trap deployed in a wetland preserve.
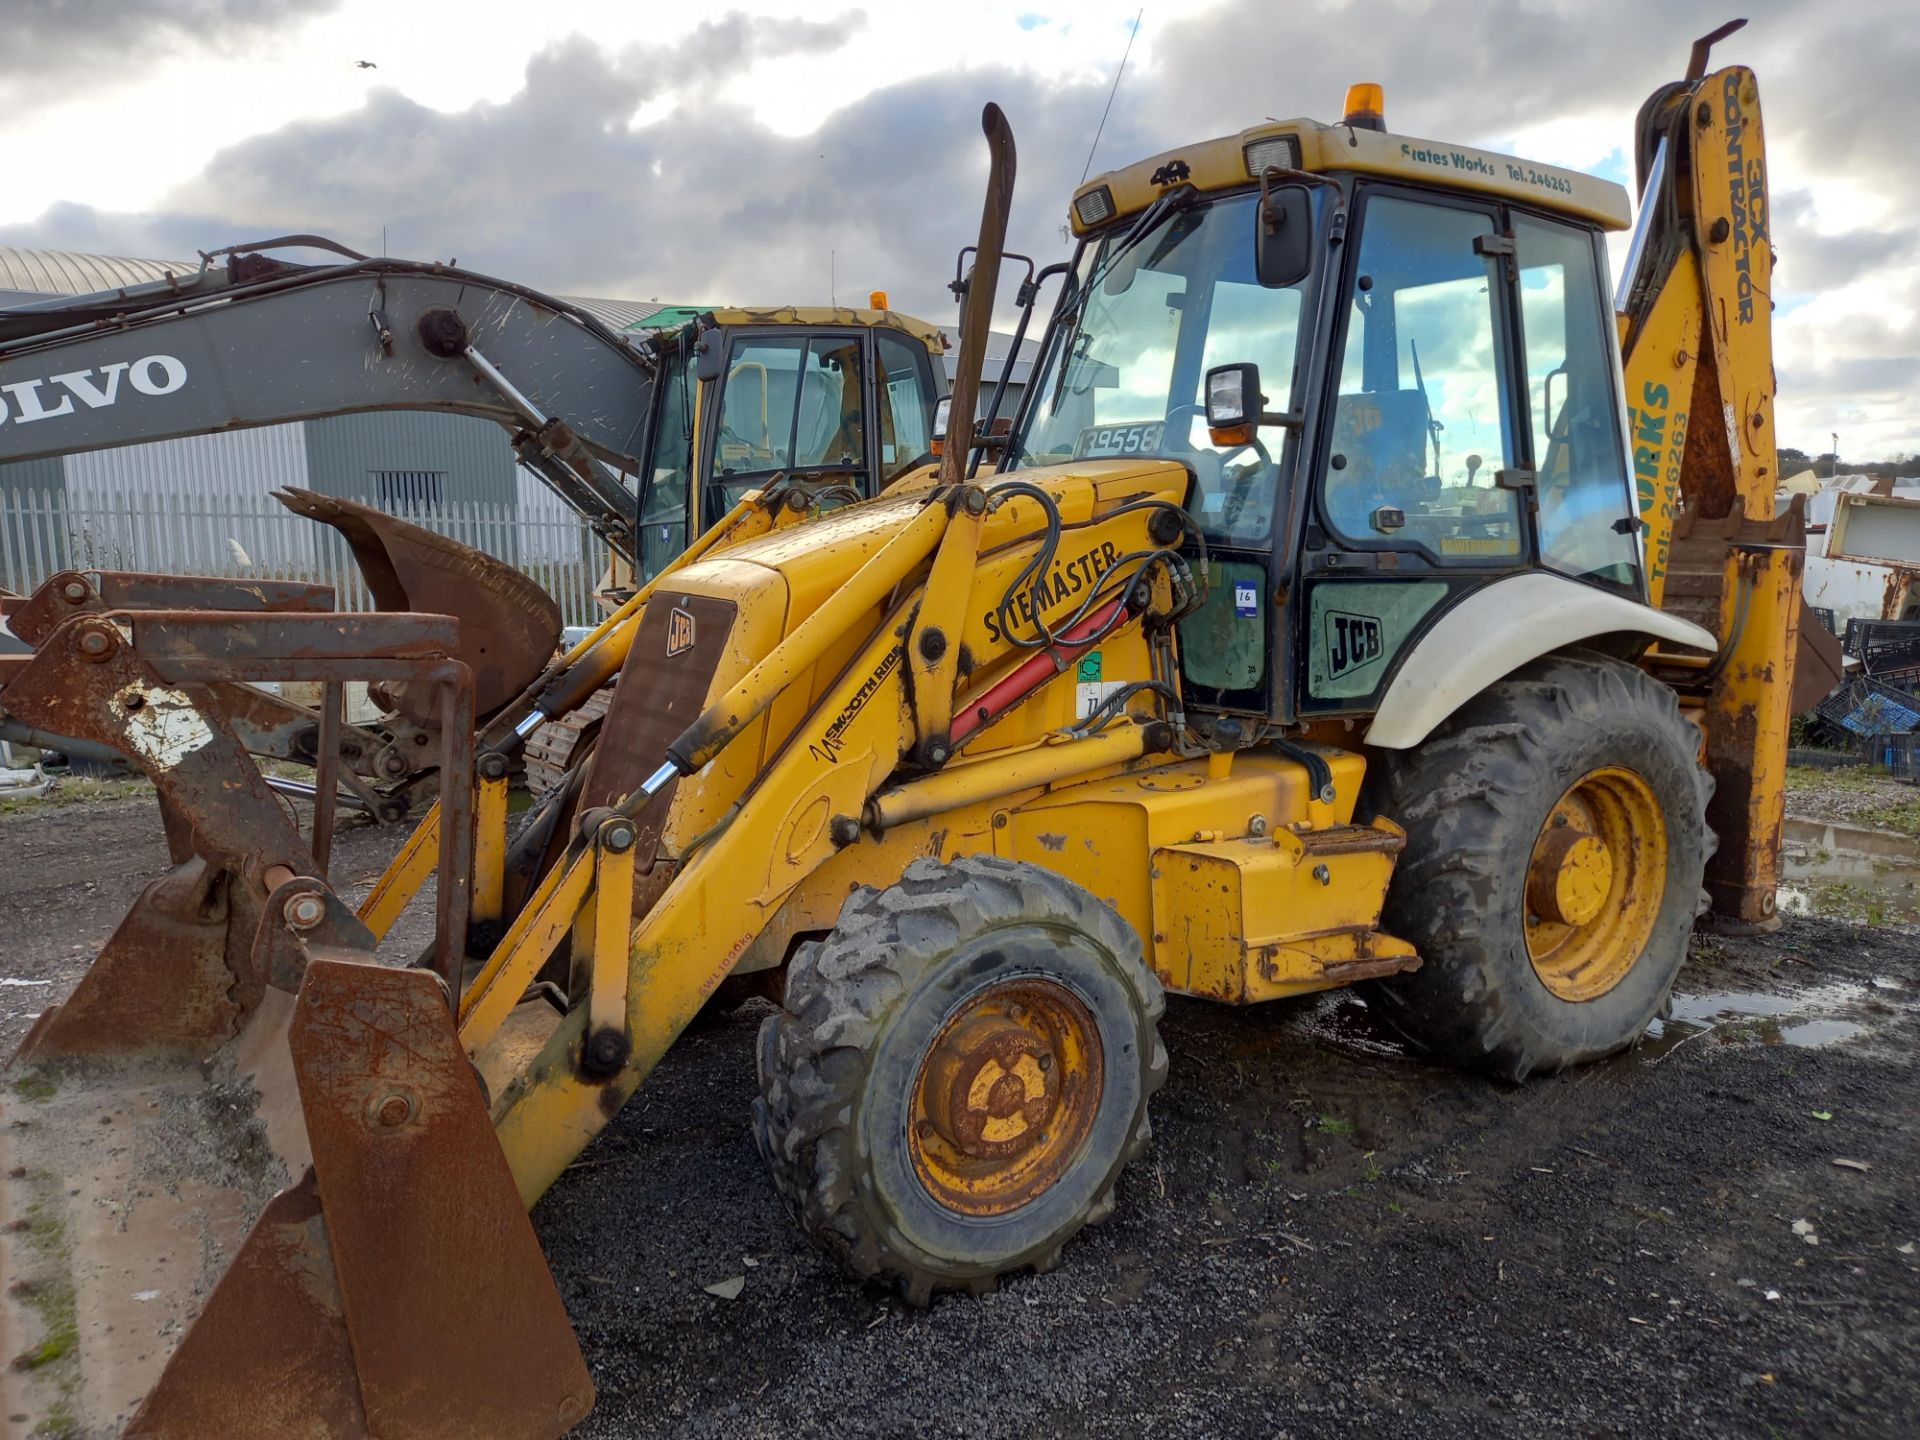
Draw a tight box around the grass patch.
[1808,879,1892,925]
[15,1202,78,1368]
[1863,798,1920,838]
[0,775,149,816]
[1313,1114,1355,1138]
[11,1071,58,1102]
[1785,763,1890,793]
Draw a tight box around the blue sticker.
[1233,581,1259,618]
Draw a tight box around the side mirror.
[1205,362,1263,445]
[693,329,725,383]
[1255,179,1313,289]
[1205,362,1303,443]
[930,395,953,456]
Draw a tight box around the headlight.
[1243,134,1302,179]
[1073,186,1116,228]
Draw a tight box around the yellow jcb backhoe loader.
[0,23,1798,1438]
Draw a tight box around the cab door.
[1293,186,1641,718]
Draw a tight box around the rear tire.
[753,855,1166,1304]
[1364,649,1712,1080]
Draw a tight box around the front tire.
[753,856,1166,1304]
[1365,649,1712,1080]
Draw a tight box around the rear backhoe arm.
[0,240,655,555]
[1618,23,1801,928]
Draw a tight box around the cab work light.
[1073,186,1116,227]
[1242,133,1302,179]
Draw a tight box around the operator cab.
[1005,87,1640,729]
[632,306,947,583]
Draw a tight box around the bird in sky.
[355,59,378,69]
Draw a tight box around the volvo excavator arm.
[0,238,656,556]
[0,238,681,820]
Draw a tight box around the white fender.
[1364,571,1718,750]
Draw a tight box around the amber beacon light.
[1342,82,1386,131]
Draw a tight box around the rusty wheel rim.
[907,978,1104,1217]
[1524,766,1667,1003]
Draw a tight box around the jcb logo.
[1326,610,1383,678]
[665,607,696,656]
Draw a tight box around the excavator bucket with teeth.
[0,586,590,1440]
[273,487,562,723]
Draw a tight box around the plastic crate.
[1811,676,1920,744]
[1842,618,1920,672]
[1868,732,1920,783]
[1807,605,1837,635]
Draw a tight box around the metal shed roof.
[0,247,690,337]
[0,246,199,297]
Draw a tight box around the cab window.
[716,334,867,490]
[1515,216,1641,591]
[1323,195,1521,563]
[637,340,696,581]
[875,330,935,482]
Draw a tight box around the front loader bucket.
[274,487,562,722]
[0,598,590,1439]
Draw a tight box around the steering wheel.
[1218,438,1275,531]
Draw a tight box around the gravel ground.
[2,787,1916,1438]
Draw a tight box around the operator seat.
[1324,389,1432,536]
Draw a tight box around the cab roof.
[622,303,948,355]
[1070,116,1631,237]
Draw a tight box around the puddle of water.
[1640,981,1880,1059]
[1778,818,1920,924]
[1306,981,1894,1068]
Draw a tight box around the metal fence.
[0,486,604,626]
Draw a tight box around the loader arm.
[1617,27,1801,927]
[0,239,655,556]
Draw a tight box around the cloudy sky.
[4,0,1915,458]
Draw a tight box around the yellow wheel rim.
[908,978,1102,1217]
[1524,767,1667,1003]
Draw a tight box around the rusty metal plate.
[12,859,243,1064]
[0,616,320,884]
[124,1174,371,1440]
[7,570,339,647]
[277,488,560,720]
[1792,616,1846,715]
[581,592,735,828]
[290,957,593,1440]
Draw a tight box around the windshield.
[715,332,866,483]
[1011,189,1313,545]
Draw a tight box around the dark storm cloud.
[0,12,1118,328]
[2,0,340,102]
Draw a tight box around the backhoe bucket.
[274,487,562,722]
[0,600,590,1439]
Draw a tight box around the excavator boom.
[1617,22,1802,927]
[0,241,654,554]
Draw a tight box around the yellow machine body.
[1,44,1800,1440]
